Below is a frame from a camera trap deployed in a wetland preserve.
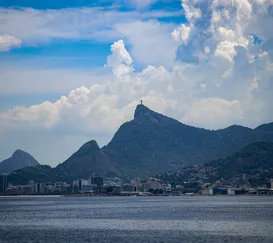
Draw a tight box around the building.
[122,184,135,192]
[142,178,163,191]
[35,183,46,194]
[209,187,228,195]
[227,188,249,195]
[161,184,172,192]
[28,180,35,194]
[105,186,121,195]
[0,174,8,195]
[201,188,210,195]
[122,183,144,192]
[80,185,94,193]
[72,180,81,192]
[72,179,88,192]
[90,177,103,187]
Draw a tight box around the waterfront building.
[73,179,88,191]
[122,184,135,192]
[90,177,103,187]
[209,187,228,195]
[142,178,163,191]
[201,188,210,195]
[80,185,94,193]
[72,180,81,192]
[256,187,273,195]
[122,183,143,192]
[35,183,46,194]
[227,188,249,195]
[161,184,172,192]
[80,180,90,186]
[106,186,121,195]
[0,173,8,195]
[28,180,35,193]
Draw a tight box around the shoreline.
[1,194,273,198]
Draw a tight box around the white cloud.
[115,20,178,68]
[0,7,182,44]
[182,0,202,21]
[106,40,134,77]
[215,40,238,62]
[1,36,271,134]
[172,24,191,44]
[0,7,179,66]
[0,34,21,51]
[182,98,243,127]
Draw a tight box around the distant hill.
[47,140,121,182]
[0,150,40,174]
[8,165,52,186]
[102,104,273,179]
[206,141,273,187]
[157,141,273,188]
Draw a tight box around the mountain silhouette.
[0,149,40,174]
[48,140,121,181]
[7,104,273,183]
[102,104,273,178]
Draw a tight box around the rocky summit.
[47,140,121,182]
[0,149,40,174]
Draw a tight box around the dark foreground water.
[0,196,273,243]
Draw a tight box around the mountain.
[8,165,52,186]
[0,149,40,174]
[6,104,273,184]
[211,141,273,187]
[102,104,273,179]
[47,140,121,182]
[157,141,273,188]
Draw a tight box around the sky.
[0,0,273,166]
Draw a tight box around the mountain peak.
[12,149,29,157]
[52,139,121,180]
[79,140,100,151]
[134,104,155,120]
[0,150,40,174]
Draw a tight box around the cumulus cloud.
[172,24,191,44]
[1,0,273,165]
[106,40,134,77]
[182,98,243,127]
[1,36,270,134]
[0,34,21,51]
[182,0,202,21]
[115,20,178,68]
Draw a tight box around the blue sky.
[0,0,273,166]
[0,0,182,10]
[0,0,183,106]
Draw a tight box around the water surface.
[0,196,272,242]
